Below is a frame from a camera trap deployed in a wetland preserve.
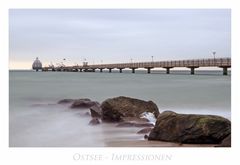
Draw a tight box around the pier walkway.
[42,57,231,75]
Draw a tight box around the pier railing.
[86,58,231,69]
[42,57,231,75]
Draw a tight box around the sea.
[9,69,231,147]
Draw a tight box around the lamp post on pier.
[213,51,216,65]
[151,56,154,67]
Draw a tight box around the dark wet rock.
[89,118,100,125]
[90,104,102,118]
[144,135,149,139]
[76,98,92,102]
[70,99,99,109]
[116,121,154,127]
[101,96,159,122]
[58,99,75,104]
[148,111,231,144]
[137,127,153,134]
[217,134,231,147]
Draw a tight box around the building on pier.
[32,57,42,71]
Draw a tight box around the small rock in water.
[58,99,75,104]
[70,99,99,109]
[90,104,102,118]
[137,127,153,134]
[144,135,149,139]
[89,118,101,125]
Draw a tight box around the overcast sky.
[9,9,231,69]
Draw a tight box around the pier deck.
[42,58,231,75]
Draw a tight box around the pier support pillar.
[188,67,199,75]
[190,67,195,75]
[148,68,151,74]
[223,67,228,75]
[100,68,103,72]
[108,68,112,73]
[80,69,82,72]
[145,67,153,74]
[119,68,122,73]
[132,68,135,73]
[163,67,173,74]
[166,68,170,74]
[92,69,95,72]
[219,66,230,75]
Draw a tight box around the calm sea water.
[9,70,231,147]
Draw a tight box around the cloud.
[9,9,231,68]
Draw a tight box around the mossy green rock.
[148,111,231,144]
[101,96,159,122]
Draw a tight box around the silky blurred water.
[9,70,231,147]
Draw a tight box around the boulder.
[70,99,99,109]
[148,111,231,144]
[101,96,159,122]
[90,104,102,118]
[217,134,231,147]
[137,127,153,134]
[58,99,75,104]
[89,118,100,125]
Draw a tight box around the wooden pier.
[42,57,231,75]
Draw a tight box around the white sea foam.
[140,112,157,124]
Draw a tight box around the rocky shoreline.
[58,96,231,147]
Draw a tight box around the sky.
[9,9,231,69]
